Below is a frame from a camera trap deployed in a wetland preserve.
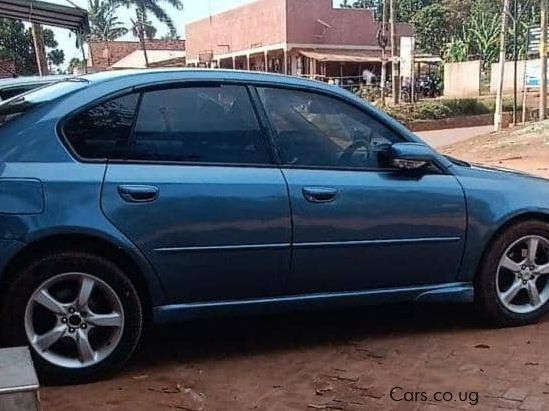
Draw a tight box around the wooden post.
[541,0,548,121]
[380,0,387,106]
[31,23,48,76]
[390,0,399,105]
[494,0,510,131]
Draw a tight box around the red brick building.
[88,39,186,70]
[185,0,413,80]
[0,60,16,79]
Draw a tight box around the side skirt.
[153,282,474,323]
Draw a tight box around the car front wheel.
[477,221,549,326]
[1,251,143,384]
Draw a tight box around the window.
[127,85,270,164]
[0,85,41,101]
[63,93,139,160]
[257,87,402,169]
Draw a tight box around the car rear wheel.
[1,251,143,384]
[476,221,549,326]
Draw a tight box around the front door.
[256,86,467,295]
[97,84,291,303]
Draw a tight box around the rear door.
[66,83,291,304]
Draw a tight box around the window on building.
[63,93,139,160]
[127,85,270,165]
[257,87,402,169]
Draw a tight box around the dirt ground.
[42,124,549,411]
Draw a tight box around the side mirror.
[388,143,437,171]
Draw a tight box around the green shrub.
[380,97,522,123]
[413,102,453,120]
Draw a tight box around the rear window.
[0,80,87,127]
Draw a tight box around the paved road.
[417,125,494,148]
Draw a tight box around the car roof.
[0,75,72,89]
[80,68,333,90]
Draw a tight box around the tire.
[1,251,143,384]
[476,220,549,327]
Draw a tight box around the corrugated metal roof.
[299,49,383,63]
[0,0,88,32]
[110,50,186,69]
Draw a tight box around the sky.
[47,0,342,65]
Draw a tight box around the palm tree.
[88,0,128,66]
[116,0,183,68]
[130,16,157,41]
[88,0,128,42]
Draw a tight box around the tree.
[397,0,435,22]
[47,49,65,67]
[0,18,64,75]
[130,16,157,40]
[67,57,85,74]
[88,0,128,42]
[340,0,383,17]
[467,7,501,69]
[411,4,455,57]
[116,0,183,39]
[444,37,470,63]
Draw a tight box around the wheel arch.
[0,232,163,321]
[474,211,549,282]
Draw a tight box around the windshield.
[0,79,88,127]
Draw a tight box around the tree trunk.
[31,23,49,76]
[136,8,150,68]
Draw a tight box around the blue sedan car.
[0,70,548,383]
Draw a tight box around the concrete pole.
[390,0,399,105]
[31,23,48,76]
[494,0,510,132]
[541,0,548,121]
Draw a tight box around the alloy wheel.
[24,272,124,369]
[496,235,549,314]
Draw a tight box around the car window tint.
[128,85,270,165]
[63,93,139,160]
[0,85,40,100]
[257,87,401,169]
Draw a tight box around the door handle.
[118,185,159,203]
[302,187,338,203]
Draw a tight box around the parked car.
[0,75,72,101]
[1,70,549,383]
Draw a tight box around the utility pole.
[379,0,388,106]
[390,0,399,105]
[494,0,511,132]
[541,0,548,121]
[513,0,519,125]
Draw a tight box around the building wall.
[185,0,286,61]
[490,60,529,95]
[185,0,414,61]
[444,61,482,98]
[88,40,186,69]
[286,0,412,47]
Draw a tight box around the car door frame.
[61,78,294,304]
[246,82,468,294]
